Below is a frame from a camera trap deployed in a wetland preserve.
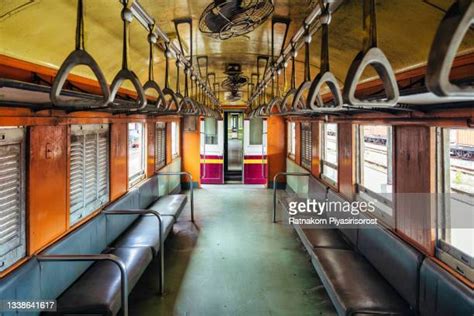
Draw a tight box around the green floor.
[129,186,336,316]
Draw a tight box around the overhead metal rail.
[128,0,219,107]
[248,0,344,110]
[248,0,474,116]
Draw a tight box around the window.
[128,123,146,187]
[356,125,394,223]
[249,117,263,145]
[171,121,180,158]
[437,128,474,282]
[70,125,109,225]
[288,121,296,158]
[301,122,312,170]
[155,122,166,170]
[205,117,218,145]
[321,123,338,185]
[0,127,25,272]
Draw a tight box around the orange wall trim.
[28,125,68,254]
[394,126,436,256]
[182,117,201,186]
[0,54,140,99]
[147,123,156,177]
[267,116,286,185]
[110,123,128,200]
[338,123,355,199]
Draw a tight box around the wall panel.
[182,118,201,187]
[395,126,436,255]
[338,123,355,199]
[295,122,301,165]
[110,123,128,200]
[267,115,286,186]
[311,121,321,178]
[147,123,155,177]
[28,125,68,254]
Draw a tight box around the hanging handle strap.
[271,16,291,100]
[174,17,194,110]
[109,0,147,110]
[307,0,343,110]
[291,44,297,90]
[50,0,110,109]
[362,0,377,52]
[142,23,167,112]
[291,25,313,111]
[303,25,311,82]
[425,0,474,97]
[342,0,399,107]
[164,42,171,90]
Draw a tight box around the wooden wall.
[338,123,355,200]
[394,126,436,255]
[28,125,68,254]
[311,121,320,177]
[110,123,128,200]
[267,115,286,186]
[284,110,472,288]
[0,108,181,277]
[182,117,202,187]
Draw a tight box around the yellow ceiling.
[0,0,473,105]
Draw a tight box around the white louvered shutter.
[0,128,25,272]
[70,125,109,225]
[301,123,312,170]
[155,122,166,170]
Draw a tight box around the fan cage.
[199,0,274,40]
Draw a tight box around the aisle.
[129,186,336,316]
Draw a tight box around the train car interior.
[0,0,473,315]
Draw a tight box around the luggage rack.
[0,0,221,117]
[248,0,473,117]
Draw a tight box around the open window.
[301,122,312,171]
[204,117,218,145]
[249,117,263,145]
[128,123,146,187]
[321,123,338,186]
[0,127,25,272]
[171,121,180,158]
[287,121,296,159]
[70,124,109,226]
[155,122,166,171]
[437,128,474,282]
[356,125,394,225]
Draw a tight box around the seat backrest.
[104,188,140,244]
[39,214,107,300]
[419,258,474,316]
[308,177,328,201]
[326,190,358,246]
[0,258,41,316]
[358,226,424,309]
[285,159,309,197]
[138,176,159,209]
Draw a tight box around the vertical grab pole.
[273,173,279,223]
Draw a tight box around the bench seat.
[419,258,474,316]
[302,228,351,250]
[53,247,153,315]
[149,194,187,218]
[114,215,175,255]
[278,192,351,250]
[313,248,414,316]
